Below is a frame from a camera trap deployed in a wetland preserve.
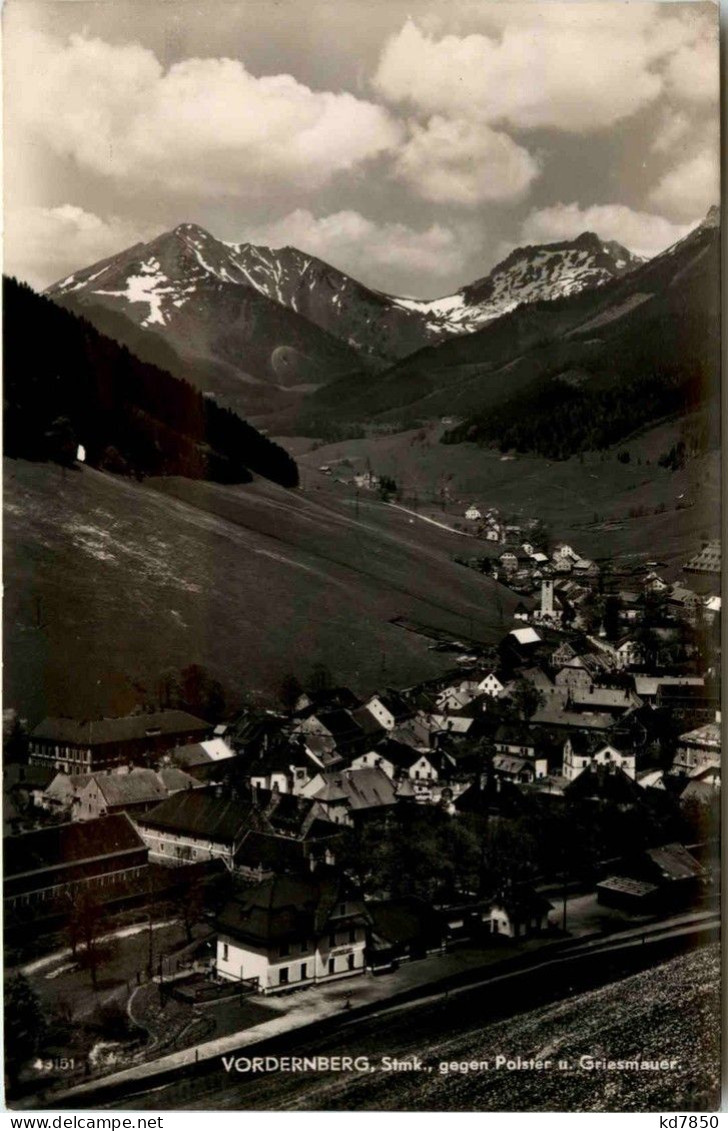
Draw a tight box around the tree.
[307,663,332,695]
[378,476,398,501]
[179,664,225,720]
[529,519,552,554]
[509,679,545,721]
[479,817,539,895]
[3,712,28,763]
[72,891,107,990]
[155,664,226,720]
[173,872,206,944]
[278,673,303,713]
[603,595,621,641]
[4,974,45,1090]
[44,414,77,467]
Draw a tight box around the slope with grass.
[299,209,719,442]
[291,418,720,574]
[4,459,519,724]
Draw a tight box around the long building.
[4,813,148,911]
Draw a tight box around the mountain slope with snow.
[391,232,643,335]
[47,224,643,374]
[301,207,719,434]
[46,224,368,421]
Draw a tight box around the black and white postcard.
[2,0,721,1116]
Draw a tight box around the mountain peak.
[702,204,720,230]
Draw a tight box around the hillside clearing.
[4,460,518,723]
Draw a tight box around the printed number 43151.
[33,1057,75,1072]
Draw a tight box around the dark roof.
[367,896,438,947]
[216,872,355,945]
[298,688,360,712]
[234,830,306,874]
[494,725,536,747]
[314,709,367,746]
[89,768,170,808]
[371,690,412,722]
[157,766,203,792]
[597,875,659,898]
[369,738,421,770]
[495,887,553,920]
[137,788,254,843]
[4,814,145,879]
[264,791,319,836]
[565,763,644,805]
[350,705,387,738]
[313,768,397,811]
[31,710,211,747]
[4,763,56,791]
[657,683,719,704]
[565,731,613,755]
[644,843,703,881]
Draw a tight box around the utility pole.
[561,844,568,934]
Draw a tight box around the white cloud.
[648,150,720,221]
[518,202,695,259]
[664,35,719,103]
[650,110,693,154]
[391,117,539,205]
[4,205,158,289]
[243,209,478,287]
[373,10,715,132]
[9,29,402,196]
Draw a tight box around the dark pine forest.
[3,277,299,488]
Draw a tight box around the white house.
[465,505,482,521]
[477,671,507,698]
[614,637,644,670]
[487,890,552,938]
[672,720,721,776]
[362,692,411,732]
[562,738,636,782]
[492,753,548,783]
[408,752,441,783]
[435,687,476,712]
[215,874,367,993]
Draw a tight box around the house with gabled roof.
[246,741,313,795]
[671,720,721,776]
[136,787,258,867]
[300,767,397,826]
[488,887,552,938]
[562,735,635,781]
[683,540,721,575]
[477,670,508,698]
[74,766,201,821]
[215,872,368,993]
[166,737,236,781]
[492,753,547,784]
[361,690,413,732]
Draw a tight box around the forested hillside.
[4,278,298,487]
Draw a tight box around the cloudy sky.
[4,0,720,297]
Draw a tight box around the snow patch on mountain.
[47,221,647,359]
[95,259,177,327]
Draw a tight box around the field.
[289,419,720,575]
[4,459,520,724]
